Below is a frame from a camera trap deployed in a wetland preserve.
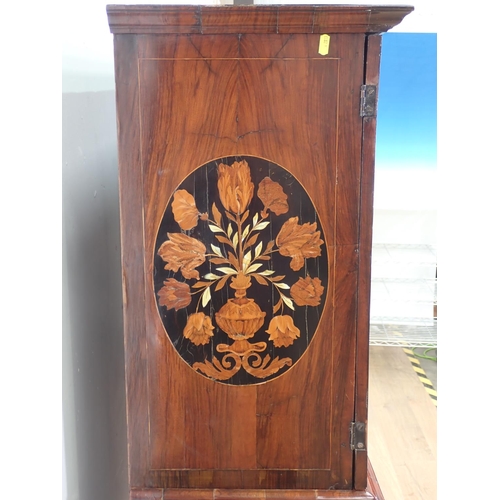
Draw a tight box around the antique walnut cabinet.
[107,4,413,499]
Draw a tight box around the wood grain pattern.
[109,5,414,498]
[149,470,333,490]
[107,5,414,35]
[354,34,382,491]
[138,33,354,480]
[131,474,382,499]
[160,489,378,499]
[138,47,256,472]
[113,33,150,487]
[140,32,358,484]
[119,30,363,489]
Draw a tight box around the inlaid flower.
[266,315,301,348]
[257,176,289,217]
[217,160,254,214]
[183,312,215,346]
[275,216,323,271]
[157,278,192,311]
[171,189,207,230]
[290,276,324,307]
[157,232,206,280]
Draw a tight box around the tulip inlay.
[154,155,328,385]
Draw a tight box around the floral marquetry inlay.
[154,156,329,385]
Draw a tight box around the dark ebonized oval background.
[153,155,329,385]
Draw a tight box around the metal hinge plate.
[350,421,366,451]
[360,85,377,117]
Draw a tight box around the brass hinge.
[350,422,366,451]
[360,85,377,117]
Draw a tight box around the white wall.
[61,2,438,499]
[62,0,218,93]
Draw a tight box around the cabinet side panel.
[333,35,366,488]
[354,34,382,491]
[113,34,150,486]
[335,36,365,246]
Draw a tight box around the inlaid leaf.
[259,269,275,276]
[209,257,228,265]
[282,296,295,311]
[226,211,237,223]
[228,252,239,269]
[191,281,211,289]
[215,235,233,246]
[209,224,224,233]
[201,287,211,308]
[253,274,268,286]
[246,263,262,274]
[216,267,238,275]
[204,273,220,280]
[242,251,252,271]
[255,241,263,258]
[269,275,286,282]
[254,221,270,231]
[212,203,222,227]
[241,210,249,224]
[264,240,275,254]
[253,213,259,227]
[274,282,290,290]
[215,274,231,291]
[273,298,283,314]
[227,223,233,238]
[243,233,259,250]
[242,224,250,240]
[232,232,239,248]
[211,244,222,257]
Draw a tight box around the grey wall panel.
[62,90,128,500]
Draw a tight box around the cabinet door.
[116,32,366,490]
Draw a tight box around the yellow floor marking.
[393,331,437,406]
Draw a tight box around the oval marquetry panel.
[154,155,328,385]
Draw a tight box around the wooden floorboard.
[368,346,437,500]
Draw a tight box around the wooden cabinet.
[107,5,413,499]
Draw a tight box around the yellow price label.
[318,34,330,56]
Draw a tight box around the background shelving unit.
[369,243,437,347]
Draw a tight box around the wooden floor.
[368,346,437,500]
